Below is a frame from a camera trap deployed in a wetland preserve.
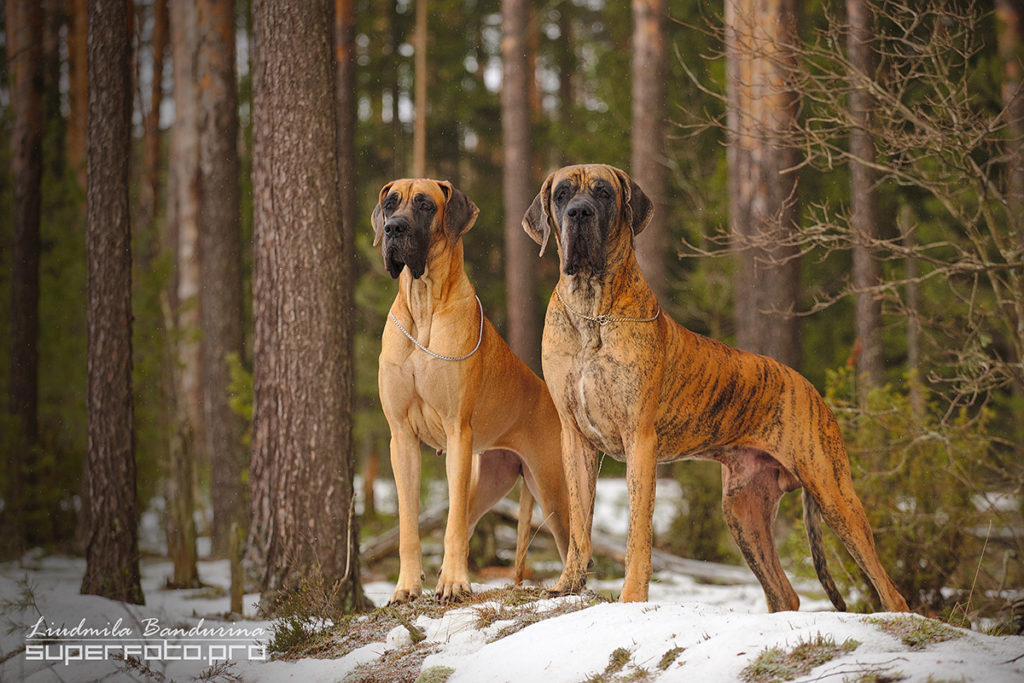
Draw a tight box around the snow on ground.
[1,479,1022,682]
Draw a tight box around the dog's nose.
[566,200,595,221]
[384,218,409,238]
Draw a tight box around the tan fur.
[525,164,909,612]
[375,179,569,604]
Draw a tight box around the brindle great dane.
[523,163,909,613]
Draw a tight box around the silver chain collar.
[555,286,661,326]
[388,295,484,361]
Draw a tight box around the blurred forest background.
[1,0,1023,626]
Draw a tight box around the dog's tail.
[802,489,847,611]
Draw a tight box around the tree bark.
[68,0,88,193]
[899,206,923,418]
[725,0,802,370]
[502,0,540,373]
[249,0,364,611]
[166,0,201,584]
[80,0,144,605]
[335,0,363,591]
[4,0,43,552]
[631,0,669,304]
[140,0,168,256]
[412,0,427,176]
[996,0,1024,451]
[169,0,204,444]
[197,0,248,559]
[848,0,884,393]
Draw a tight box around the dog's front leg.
[437,422,474,603]
[621,426,657,602]
[389,427,424,604]
[547,425,598,596]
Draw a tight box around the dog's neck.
[559,247,658,324]
[396,238,476,329]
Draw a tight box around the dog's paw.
[435,575,472,604]
[388,584,422,605]
[544,573,587,598]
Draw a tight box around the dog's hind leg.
[466,448,523,531]
[513,483,534,584]
[721,449,799,612]
[801,462,909,612]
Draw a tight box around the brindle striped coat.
[524,164,909,613]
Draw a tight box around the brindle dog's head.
[522,164,653,278]
[371,179,479,279]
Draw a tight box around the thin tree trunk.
[169,0,204,444]
[725,0,801,370]
[556,7,574,167]
[412,0,427,176]
[848,0,884,393]
[140,0,168,260]
[4,0,44,555]
[631,0,668,303]
[388,4,403,178]
[166,0,201,583]
[249,0,364,611]
[899,205,923,418]
[997,0,1024,450]
[81,0,144,605]
[198,0,248,560]
[68,0,88,193]
[335,0,363,590]
[502,0,540,373]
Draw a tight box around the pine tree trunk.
[80,0,144,605]
[502,0,540,373]
[249,0,364,611]
[197,0,248,560]
[412,0,427,176]
[336,0,363,587]
[140,0,168,255]
[997,0,1024,451]
[725,0,802,370]
[68,0,88,193]
[4,0,43,554]
[166,0,201,584]
[169,0,204,448]
[899,206,923,418]
[848,0,884,393]
[631,0,668,303]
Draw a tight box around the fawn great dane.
[375,178,570,603]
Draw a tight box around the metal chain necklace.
[555,286,661,326]
[388,295,484,361]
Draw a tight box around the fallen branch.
[360,503,449,564]
[359,498,756,586]
[488,498,756,586]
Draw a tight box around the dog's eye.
[595,186,612,201]
[383,194,398,212]
[414,195,436,213]
[554,187,569,204]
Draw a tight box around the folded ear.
[371,181,395,247]
[522,172,555,257]
[437,181,479,241]
[612,167,654,236]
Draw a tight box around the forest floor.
[1,479,1022,682]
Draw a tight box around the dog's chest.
[559,354,633,457]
